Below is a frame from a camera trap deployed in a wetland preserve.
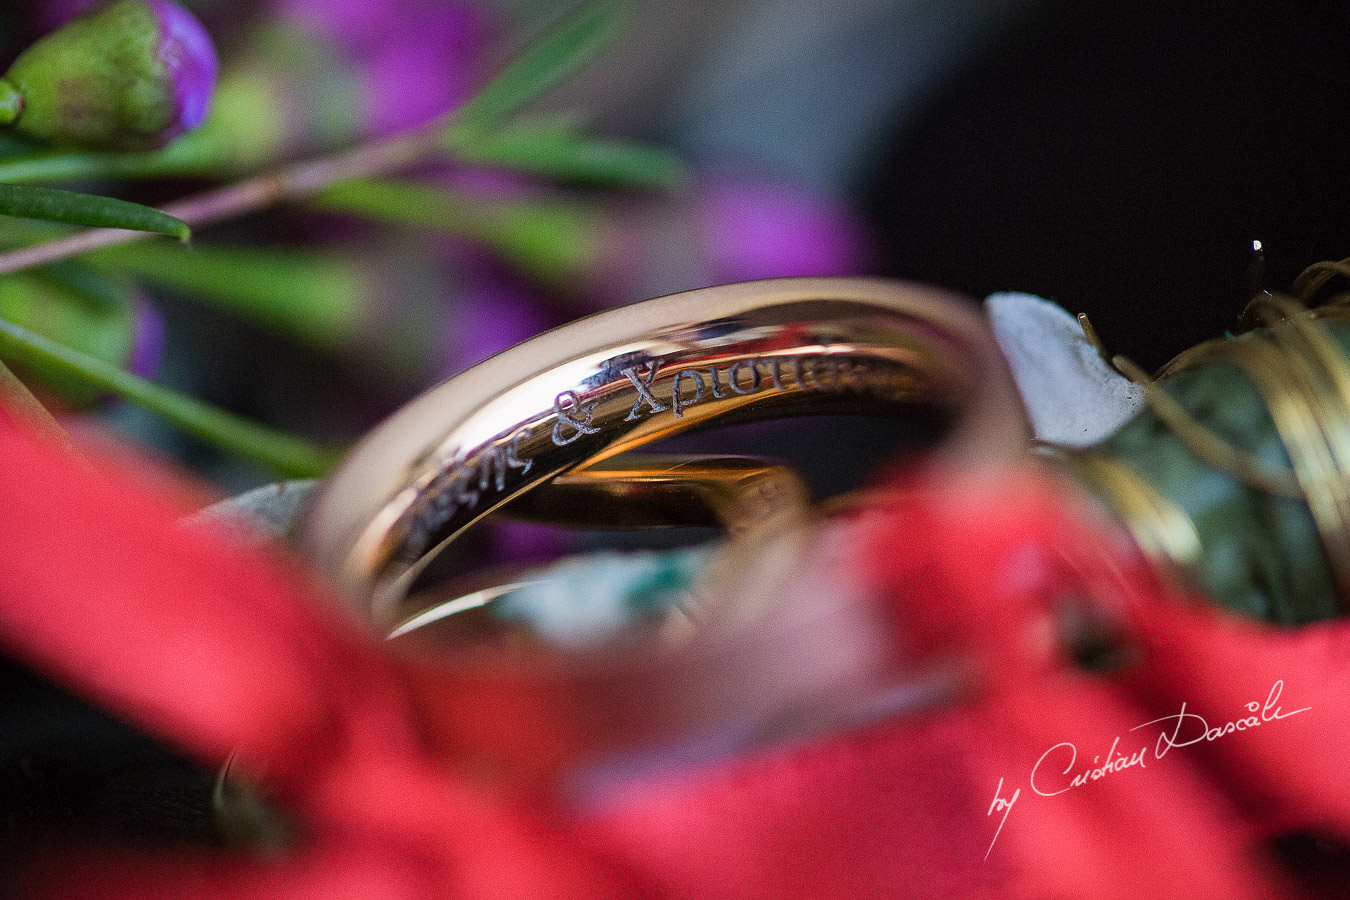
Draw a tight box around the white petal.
[985,292,1144,447]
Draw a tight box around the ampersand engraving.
[552,390,600,445]
[403,349,917,560]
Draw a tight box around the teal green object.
[495,546,713,646]
[0,0,218,151]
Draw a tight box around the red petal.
[0,419,388,781]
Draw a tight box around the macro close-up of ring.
[12,3,1350,898]
[298,277,1031,627]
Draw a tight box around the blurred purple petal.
[147,0,218,137]
[695,174,873,283]
[127,295,166,380]
[360,24,475,134]
[438,272,553,377]
[272,0,404,49]
[580,173,874,310]
[275,0,492,136]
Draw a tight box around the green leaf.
[27,257,131,314]
[446,2,622,140]
[0,133,41,159]
[311,179,599,283]
[0,131,228,184]
[0,265,136,406]
[0,182,189,239]
[452,120,686,188]
[0,314,342,478]
[85,242,442,383]
[85,242,368,351]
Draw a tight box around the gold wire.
[1075,312,1114,366]
[1060,448,1205,593]
[1079,291,1350,611]
[1175,309,1350,604]
[1236,342,1349,575]
[1311,291,1350,325]
[1252,297,1350,448]
[1293,257,1350,302]
[1245,297,1350,597]
[1110,354,1302,497]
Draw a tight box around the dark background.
[865,0,1350,370]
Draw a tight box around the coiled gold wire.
[1059,447,1206,592]
[1072,283,1350,610]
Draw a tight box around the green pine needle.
[0,133,225,185]
[446,1,623,141]
[87,242,367,351]
[451,120,686,188]
[311,179,599,283]
[0,182,189,239]
[0,315,342,478]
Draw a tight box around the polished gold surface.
[296,278,1029,625]
[386,453,810,640]
[504,452,809,535]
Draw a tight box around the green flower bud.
[0,0,218,150]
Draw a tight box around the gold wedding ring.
[297,278,1028,625]
[504,452,809,534]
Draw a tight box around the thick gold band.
[296,277,1028,624]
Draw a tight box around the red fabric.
[587,473,1350,898]
[1,416,1349,898]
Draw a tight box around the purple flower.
[192,0,490,167]
[146,0,217,139]
[270,0,405,48]
[126,295,166,380]
[578,171,874,309]
[436,269,555,378]
[693,173,873,284]
[273,0,492,137]
[2,0,218,150]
